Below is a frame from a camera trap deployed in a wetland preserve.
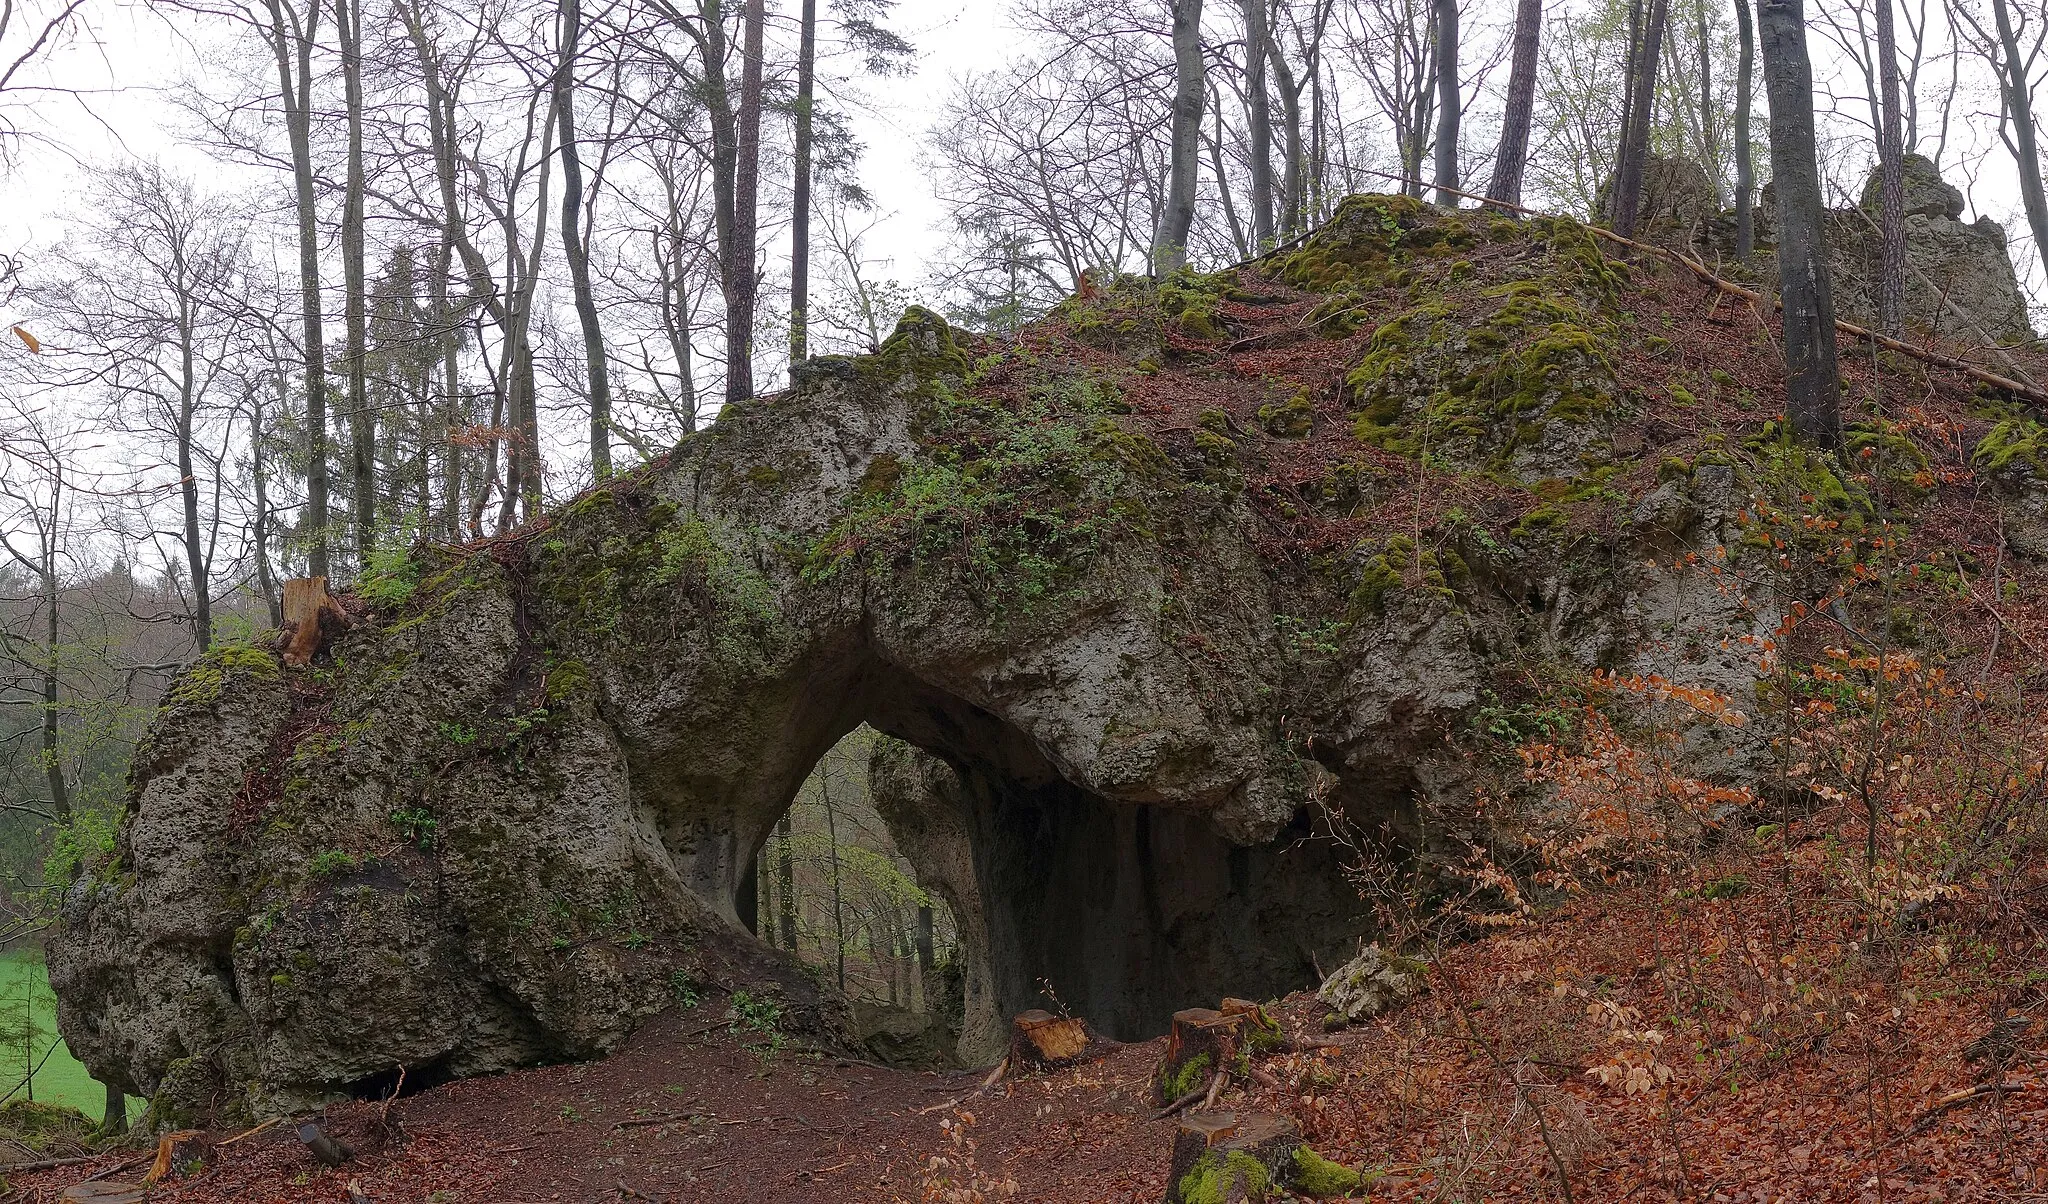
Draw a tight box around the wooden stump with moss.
[1161,1111,1363,1203]
[1006,1009,1116,1072]
[1155,1000,1286,1106]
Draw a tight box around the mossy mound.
[1269,202,1635,482]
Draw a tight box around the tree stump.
[143,1129,211,1183]
[1006,1009,1114,1071]
[1160,1111,1362,1203]
[1161,1112,1296,1203]
[281,577,350,666]
[1155,1008,1242,1104]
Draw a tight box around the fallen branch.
[0,1154,101,1173]
[1888,1080,2039,1146]
[912,1056,1009,1116]
[1150,1079,1213,1121]
[216,1116,283,1149]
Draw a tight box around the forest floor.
[10,846,2045,1204]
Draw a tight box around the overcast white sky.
[0,0,1014,325]
[3,0,2039,329]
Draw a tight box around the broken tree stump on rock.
[1006,1009,1116,1072]
[1161,1111,1363,1203]
[280,577,350,666]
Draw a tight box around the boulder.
[1317,944,1426,1024]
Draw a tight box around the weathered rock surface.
[52,195,1897,1122]
[1754,155,2033,342]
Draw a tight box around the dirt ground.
[12,892,2045,1204]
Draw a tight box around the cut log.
[1160,1111,1362,1203]
[280,577,350,666]
[1006,1009,1115,1072]
[1155,1008,1244,1104]
[297,1119,353,1168]
[59,1184,148,1204]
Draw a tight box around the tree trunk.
[554,0,613,477]
[1242,0,1276,247]
[1990,0,2048,287]
[1757,0,1842,445]
[252,381,283,626]
[1153,0,1205,272]
[1734,0,1755,260]
[727,0,764,403]
[335,0,374,567]
[177,350,212,653]
[1872,0,1907,335]
[264,0,328,580]
[1205,82,1251,259]
[98,1081,126,1138]
[790,0,818,364]
[1486,0,1542,208]
[1265,39,1305,235]
[39,559,69,824]
[775,811,798,950]
[1431,0,1460,206]
[1611,0,1670,238]
[1697,3,1720,203]
[821,769,845,991]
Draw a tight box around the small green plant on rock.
[308,850,359,878]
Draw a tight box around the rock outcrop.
[59,193,2005,1125]
[1834,154,2034,343]
[1748,155,2032,342]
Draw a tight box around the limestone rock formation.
[1838,154,2033,343]
[1317,944,1425,1024]
[59,194,1963,1124]
[1755,155,2033,343]
[1596,155,1721,242]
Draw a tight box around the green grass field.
[0,950,114,1120]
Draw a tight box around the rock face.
[1836,154,2034,343]
[53,196,1830,1122]
[1754,155,2033,342]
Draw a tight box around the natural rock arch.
[50,200,1790,1123]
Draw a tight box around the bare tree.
[261,0,331,577]
[1734,0,1754,259]
[1872,0,1908,334]
[1610,0,1671,238]
[1956,0,2048,288]
[556,0,614,476]
[1154,0,1206,271]
[335,0,375,563]
[728,0,764,401]
[790,0,819,362]
[1243,0,1277,246]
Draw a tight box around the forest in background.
[0,0,2043,1012]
